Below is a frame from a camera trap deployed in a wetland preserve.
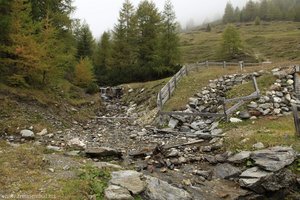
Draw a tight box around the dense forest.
[223,0,300,23]
[0,0,180,89]
[1,0,299,90]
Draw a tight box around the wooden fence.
[157,61,263,111]
[157,61,262,121]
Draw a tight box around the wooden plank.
[225,100,245,115]
[292,104,300,137]
[224,92,259,103]
[252,76,260,95]
[158,91,163,111]
[160,111,225,117]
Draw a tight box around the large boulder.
[239,167,273,193]
[110,170,146,195]
[250,146,296,172]
[144,176,192,200]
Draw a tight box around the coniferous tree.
[8,0,44,85]
[136,0,162,72]
[75,22,95,60]
[74,57,95,88]
[94,31,112,83]
[220,24,243,59]
[223,2,235,23]
[160,0,180,68]
[112,0,137,68]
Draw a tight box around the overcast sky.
[72,0,248,38]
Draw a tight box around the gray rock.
[46,145,61,152]
[214,163,241,179]
[105,185,133,200]
[20,129,35,139]
[166,148,179,157]
[193,170,212,179]
[239,167,273,193]
[273,108,281,114]
[228,151,251,164]
[211,129,223,136]
[110,170,146,195]
[248,102,258,109]
[85,147,122,158]
[189,97,199,108]
[93,162,123,170]
[261,169,297,192]
[144,176,192,200]
[252,142,265,150]
[193,131,212,140]
[262,109,271,116]
[168,118,179,129]
[250,146,296,172]
[239,111,251,119]
[273,96,282,103]
[259,103,272,110]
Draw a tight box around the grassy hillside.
[180,21,300,63]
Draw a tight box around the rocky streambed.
[2,66,300,199]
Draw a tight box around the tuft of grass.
[226,73,276,99]
[222,116,300,152]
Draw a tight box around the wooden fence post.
[185,66,188,75]
[174,76,177,88]
[167,82,171,99]
[223,61,226,68]
[239,61,244,71]
[158,91,163,111]
[206,60,209,67]
[292,104,300,137]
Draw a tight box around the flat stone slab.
[144,176,192,200]
[110,170,146,195]
[250,146,296,172]
[105,185,133,200]
[214,163,241,179]
[239,167,273,191]
[227,151,251,164]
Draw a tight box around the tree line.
[93,0,180,85]
[223,0,300,24]
[0,0,180,90]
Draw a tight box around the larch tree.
[8,0,44,86]
[112,0,137,68]
[136,0,162,70]
[220,24,243,59]
[160,0,180,68]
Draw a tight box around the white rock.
[37,128,48,136]
[67,138,86,149]
[287,79,294,85]
[230,118,243,123]
[20,129,35,139]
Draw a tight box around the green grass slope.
[180,21,300,63]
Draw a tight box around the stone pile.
[246,68,298,117]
